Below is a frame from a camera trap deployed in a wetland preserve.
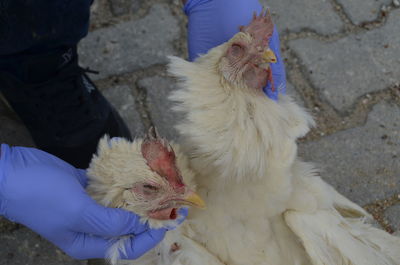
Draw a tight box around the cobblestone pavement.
[0,0,399,264]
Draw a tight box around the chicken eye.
[143,184,159,193]
[230,44,245,57]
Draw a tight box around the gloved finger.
[75,169,88,188]
[262,26,286,101]
[59,228,166,260]
[268,25,286,95]
[164,207,189,230]
[72,199,149,237]
[177,207,188,225]
[119,228,166,260]
[185,0,263,61]
[263,78,278,101]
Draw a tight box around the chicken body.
[168,53,314,265]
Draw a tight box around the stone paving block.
[336,0,392,25]
[289,9,400,111]
[79,4,180,80]
[385,203,400,231]
[138,75,183,141]
[0,218,19,233]
[260,0,343,34]
[0,117,34,147]
[89,0,112,28]
[101,85,144,137]
[286,82,304,106]
[0,227,86,265]
[299,102,400,205]
[109,0,141,16]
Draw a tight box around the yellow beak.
[182,190,206,209]
[263,49,277,63]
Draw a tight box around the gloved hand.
[184,0,286,101]
[0,144,183,260]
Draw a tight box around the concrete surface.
[336,0,393,25]
[0,228,86,265]
[0,0,399,264]
[102,84,144,136]
[289,9,400,111]
[385,203,400,231]
[138,75,184,141]
[79,4,180,80]
[268,0,344,34]
[299,102,400,205]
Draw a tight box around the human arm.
[0,144,171,260]
[184,0,286,100]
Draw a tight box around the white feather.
[107,236,131,265]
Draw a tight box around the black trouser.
[0,0,92,56]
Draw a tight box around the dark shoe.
[0,46,132,168]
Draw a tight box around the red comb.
[239,8,274,47]
[141,127,184,189]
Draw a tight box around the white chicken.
[165,9,400,265]
[87,9,400,265]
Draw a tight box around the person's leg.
[0,0,131,168]
[183,0,286,100]
[0,0,92,56]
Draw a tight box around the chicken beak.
[181,190,206,209]
[262,49,277,64]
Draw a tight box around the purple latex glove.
[0,144,184,260]
[184,0,286,101]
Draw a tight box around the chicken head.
[138,127,205,220]
[219,9,277,91]
[87,127,205,227]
